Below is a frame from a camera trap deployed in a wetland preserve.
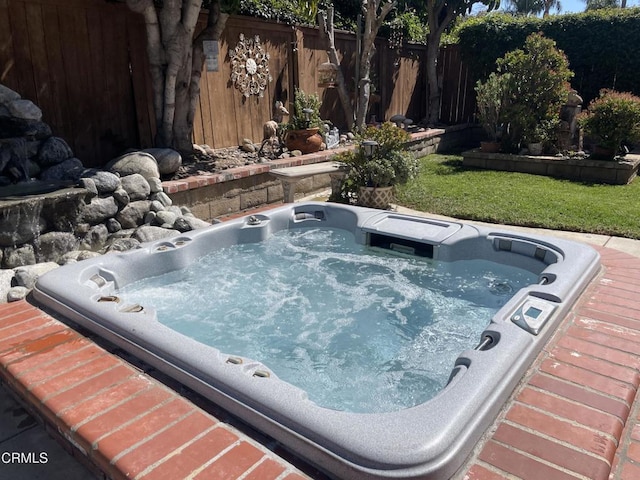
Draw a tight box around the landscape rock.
[143,148,182,175]
[7,286,29,302]
[106,218,122,233]
[155,210,177,227]
[116,200,152,229]
[151,191,172,207]
[0,84,20,104]
[3,245,36,269]
[106,151,160,180]
[79,177,98,196]
[80,224,109,251]
[80,196,119,225]
[133,225,180,243]
[147,176,162,193]
[37,137,74,166]
[0,270,14,302]
[14,262,59,289]
[121,173,151,201]
[173,215,211,232]
[60,250,102,264]
[82,170,121,194]
[106,238,141,252]
[7,99,42,121]
[0,117,51,139]
[39,157,84,182]
[112,187,130,206]
[35,232,79,264]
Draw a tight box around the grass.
[395,154,640,239]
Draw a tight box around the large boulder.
[143,148,182,175]
[106,151,160,181]
[37,137,74,167]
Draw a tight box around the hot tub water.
[118,227,538,413]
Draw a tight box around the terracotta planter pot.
[480,141,501,153]
[358,186,394,209]
[284,128,323,154]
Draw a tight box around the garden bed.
[462,149,640,184]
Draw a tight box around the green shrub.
[285,88,325,132]
[496,33,573,151]
[475,72,511,142]
[336,122,419,191]
[578,89,640,153]
[455,8,640,106]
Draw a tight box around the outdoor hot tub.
[33,202,600,479]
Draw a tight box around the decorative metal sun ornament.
[229,33,272,98]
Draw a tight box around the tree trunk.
[127,0,228,157]
[354,1,395,132]
[425,37,442,126]
[318,8,355,129]
[424,1,454,126]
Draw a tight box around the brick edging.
[463,246,640,479]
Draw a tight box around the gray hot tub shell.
[33,202,601,479]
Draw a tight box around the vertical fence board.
[40,3,70,144]
[127,12,155,149]
[0,0,16,86]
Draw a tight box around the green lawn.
[395,154,640,239]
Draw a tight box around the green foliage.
[578,89,640,152]
[454,8,640,106]
[496,32,573,149]
[586,0,620,10]
[336,123,419,190]
[239,0,321,25]
[285,88,325,132]
[475,72,510,141]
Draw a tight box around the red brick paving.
[1,243,640,479]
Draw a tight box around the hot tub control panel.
[511,298,557,335]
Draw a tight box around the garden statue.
[258,100,289,158]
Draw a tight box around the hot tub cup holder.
[97,295,120,303]
[119,303,144,313]
[245,214,271,227]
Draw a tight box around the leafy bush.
[496,33,573,151]
[336,123,419,190]
[284,88,325,132]
[455,8,640,106]
[578,89,640,153]
[475,72,510,142]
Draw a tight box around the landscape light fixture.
[362,140,379,158]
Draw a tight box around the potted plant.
[475,72,509,153]
[336,122,419,209]
[283,88,326,154]
[578,89,640,160]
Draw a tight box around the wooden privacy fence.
[1,0,475,168]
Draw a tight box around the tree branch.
[318,7,355,129]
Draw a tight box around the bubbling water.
[118,227,538,413]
